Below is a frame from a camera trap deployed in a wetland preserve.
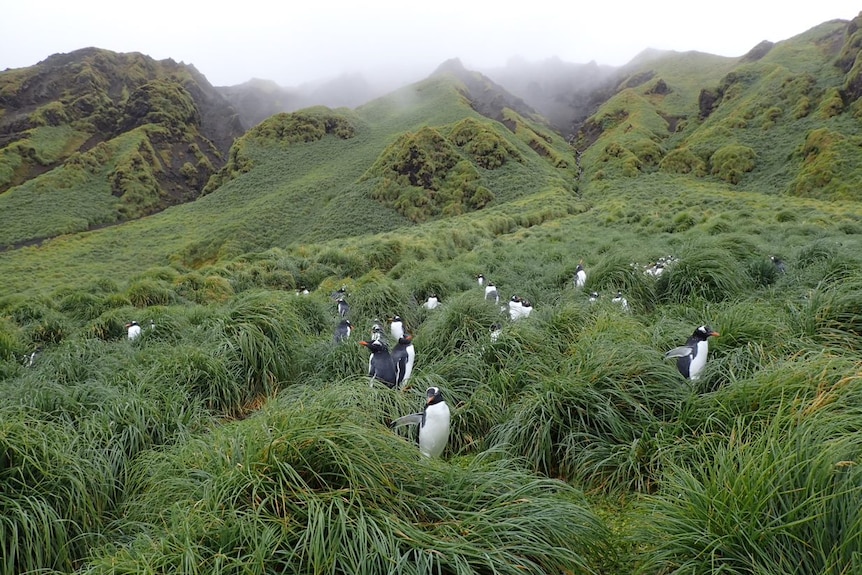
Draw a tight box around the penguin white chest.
[688,340,710,380]
[419,402,451,458]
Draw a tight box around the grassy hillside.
[1,14,862,575]
[0,48,244,249]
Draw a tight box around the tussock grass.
[104,390,609,574]
[656,242,749,303]
[637,414,862,575]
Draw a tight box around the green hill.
[1,12,862,575]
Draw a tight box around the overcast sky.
[2,1,856,88]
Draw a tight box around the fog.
[1,0,855,89]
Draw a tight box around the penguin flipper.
[390,413,423,428]
[664,346,693,359]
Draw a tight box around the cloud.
[1,0,855,87]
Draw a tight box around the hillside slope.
[0,48,244,249]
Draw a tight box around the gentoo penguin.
[770,255,786,274]
[574,263,587,289]
[126,321,142,340]
[389,315,405,341]
[359,339,398,388]
[423,294,440,310]
[390,386,451,458]
[520,299,533,318]
[589,291,599,303]
[331,285,347,300]
[612,291,629,311]
[296,285,310,296]
[508,295,524,321]
[336,298,350,318]
[149,319,156,331]
[489,323,502,342]
[391,334,415,387]
[484,282,499,304]
[664,325,720,380]
[371,322,388,345]
[23,345,42,367]
[477,274,485,287]
[333,319,352,343]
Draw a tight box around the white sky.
[1,1,856,87]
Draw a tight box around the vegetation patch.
[789,128,862,201]
[709,144,756,184]
[365,126,495,221]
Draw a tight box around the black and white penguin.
[336,298,350,318]
[508,295,525,321]
[477,274,485,287]
[390,386,451,458]
[330,285,347,300]
[664,325,720,380]
[391,334,416,387]
[489,323,502,342]
[389,315,405,341]
[770,255,786,274]
[484,282,499,304]
[359,339,398,388]
[589,291,599,303]
[23,345,42,368]
[126,321,142,340]
[574,263,587,289]
[520,298,533,319]
[612,290,629,311]
[296,285,310,296]
[370,322,388,345]
[423,294,440,310]
[333,319,352,343]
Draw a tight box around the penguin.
[297,285,310,296]
[126,321,142,340]
[574,263,587,289]
[520,298,533,318]
[589,291,599,303]
[391,334,415,387]
[484,282,499,304]
[359,339,398,388]
[477,274,485,287]
[664,325,720,380]
[389,315,405,341]
[371,322,388,345]
[489,323,502,342]
[770,255,786,274]
[390,386,451,458]
[331,285,347,300]
[423,294,440,310]
[336,298,350,318]
[333,319,352,343]
[23,345,42,368]
[149,319,156,331]
[612,291,629,311]
[508,295,524,321]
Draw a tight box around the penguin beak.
[359,341,368,347]
[711,331,720,337]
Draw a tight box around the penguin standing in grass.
[391,334,415,387]
[336,298,350,318]
[390,386,451,458]
[360,339,398,388]
[334,319,352,343]
[126,321,142,341]
[477,274,485,287]
[484,282,499,304]
[574,263,587,289]
[508,295,524,321]
[389,315,405,341]
[665,325,720,380]
[423,294,440,310]
[612,290,629,312]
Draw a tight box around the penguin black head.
[693,325,720,340]
[360,339,387,352]
[510,295,521,303]
[390,315,403,322]
[576,263,583,272]
[426,386,444,405]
